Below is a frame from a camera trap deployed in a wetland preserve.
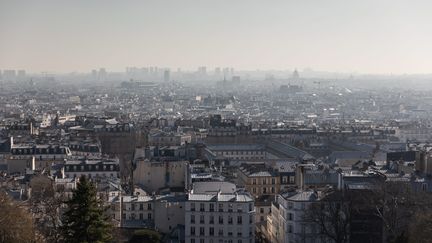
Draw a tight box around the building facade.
[185,182,256,243]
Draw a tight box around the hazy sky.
[1,0,431,74]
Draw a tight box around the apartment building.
[185,182,255,243]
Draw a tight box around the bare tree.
[408,210,432,243]
[304,189,351,243]
[29,175,66,242]
[0,190,43,243]
[356,180,432,243]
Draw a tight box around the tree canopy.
[61,176,112,243]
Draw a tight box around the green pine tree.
[61,176,112,243]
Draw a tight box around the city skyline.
[1,0,432,74]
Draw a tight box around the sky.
[0,0,431,74]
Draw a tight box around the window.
[147,203,152,210]
[282,176,288,183]
[228,216,233,224]
[209,227,214,236]
[199,227,205,236]
[191,239,195,243]
[260,208,264,213]
[191,227,195,235]
[200,203,205,212]
[131,213,135,219]
[237,216,242,224]
[219,215,223,224]
[191,215,195,224]
[288,213,293,221]
[131,203,135,211]
[237,205,243,213]
[219,204,223,212]
[271,178,276,184]
[209,203,214,212]
[288,225,293,233]
[139,203,143,210]
[200,239,205,243]
[263,187,267,194]
[288,202,294,209]
[289,176,295,184]
[148,213,152,220]
[252,179,257,185]
[209,215,214,224]
[252,187,256,194]
[228,204,233,212]
[191,203,196,211]
[263,179,267,185]
[271,187,275,193]
[200,215,204,224]
[218,228,223,236]
[139,213,143,220]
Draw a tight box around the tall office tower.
[3,70,16,81]
[215,67,221,76]
[164,70,170,82]
[198,66,207,76]
[98,68,107,80]
[223,67,230,77]
[17,70,26,80]
[91,69,98,79]
[232,76,241,82]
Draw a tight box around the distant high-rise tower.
[3,70,16,81]
[98,68,107,80]
[17,70,26,80]
[164,70,170,82]
[198,66,207,76]
[91,69,97,79]
[223,67,230,77]
[232,76,241,82]
[215,67,221,76]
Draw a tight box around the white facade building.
[185,182,256,243]
[268,190,328,243]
